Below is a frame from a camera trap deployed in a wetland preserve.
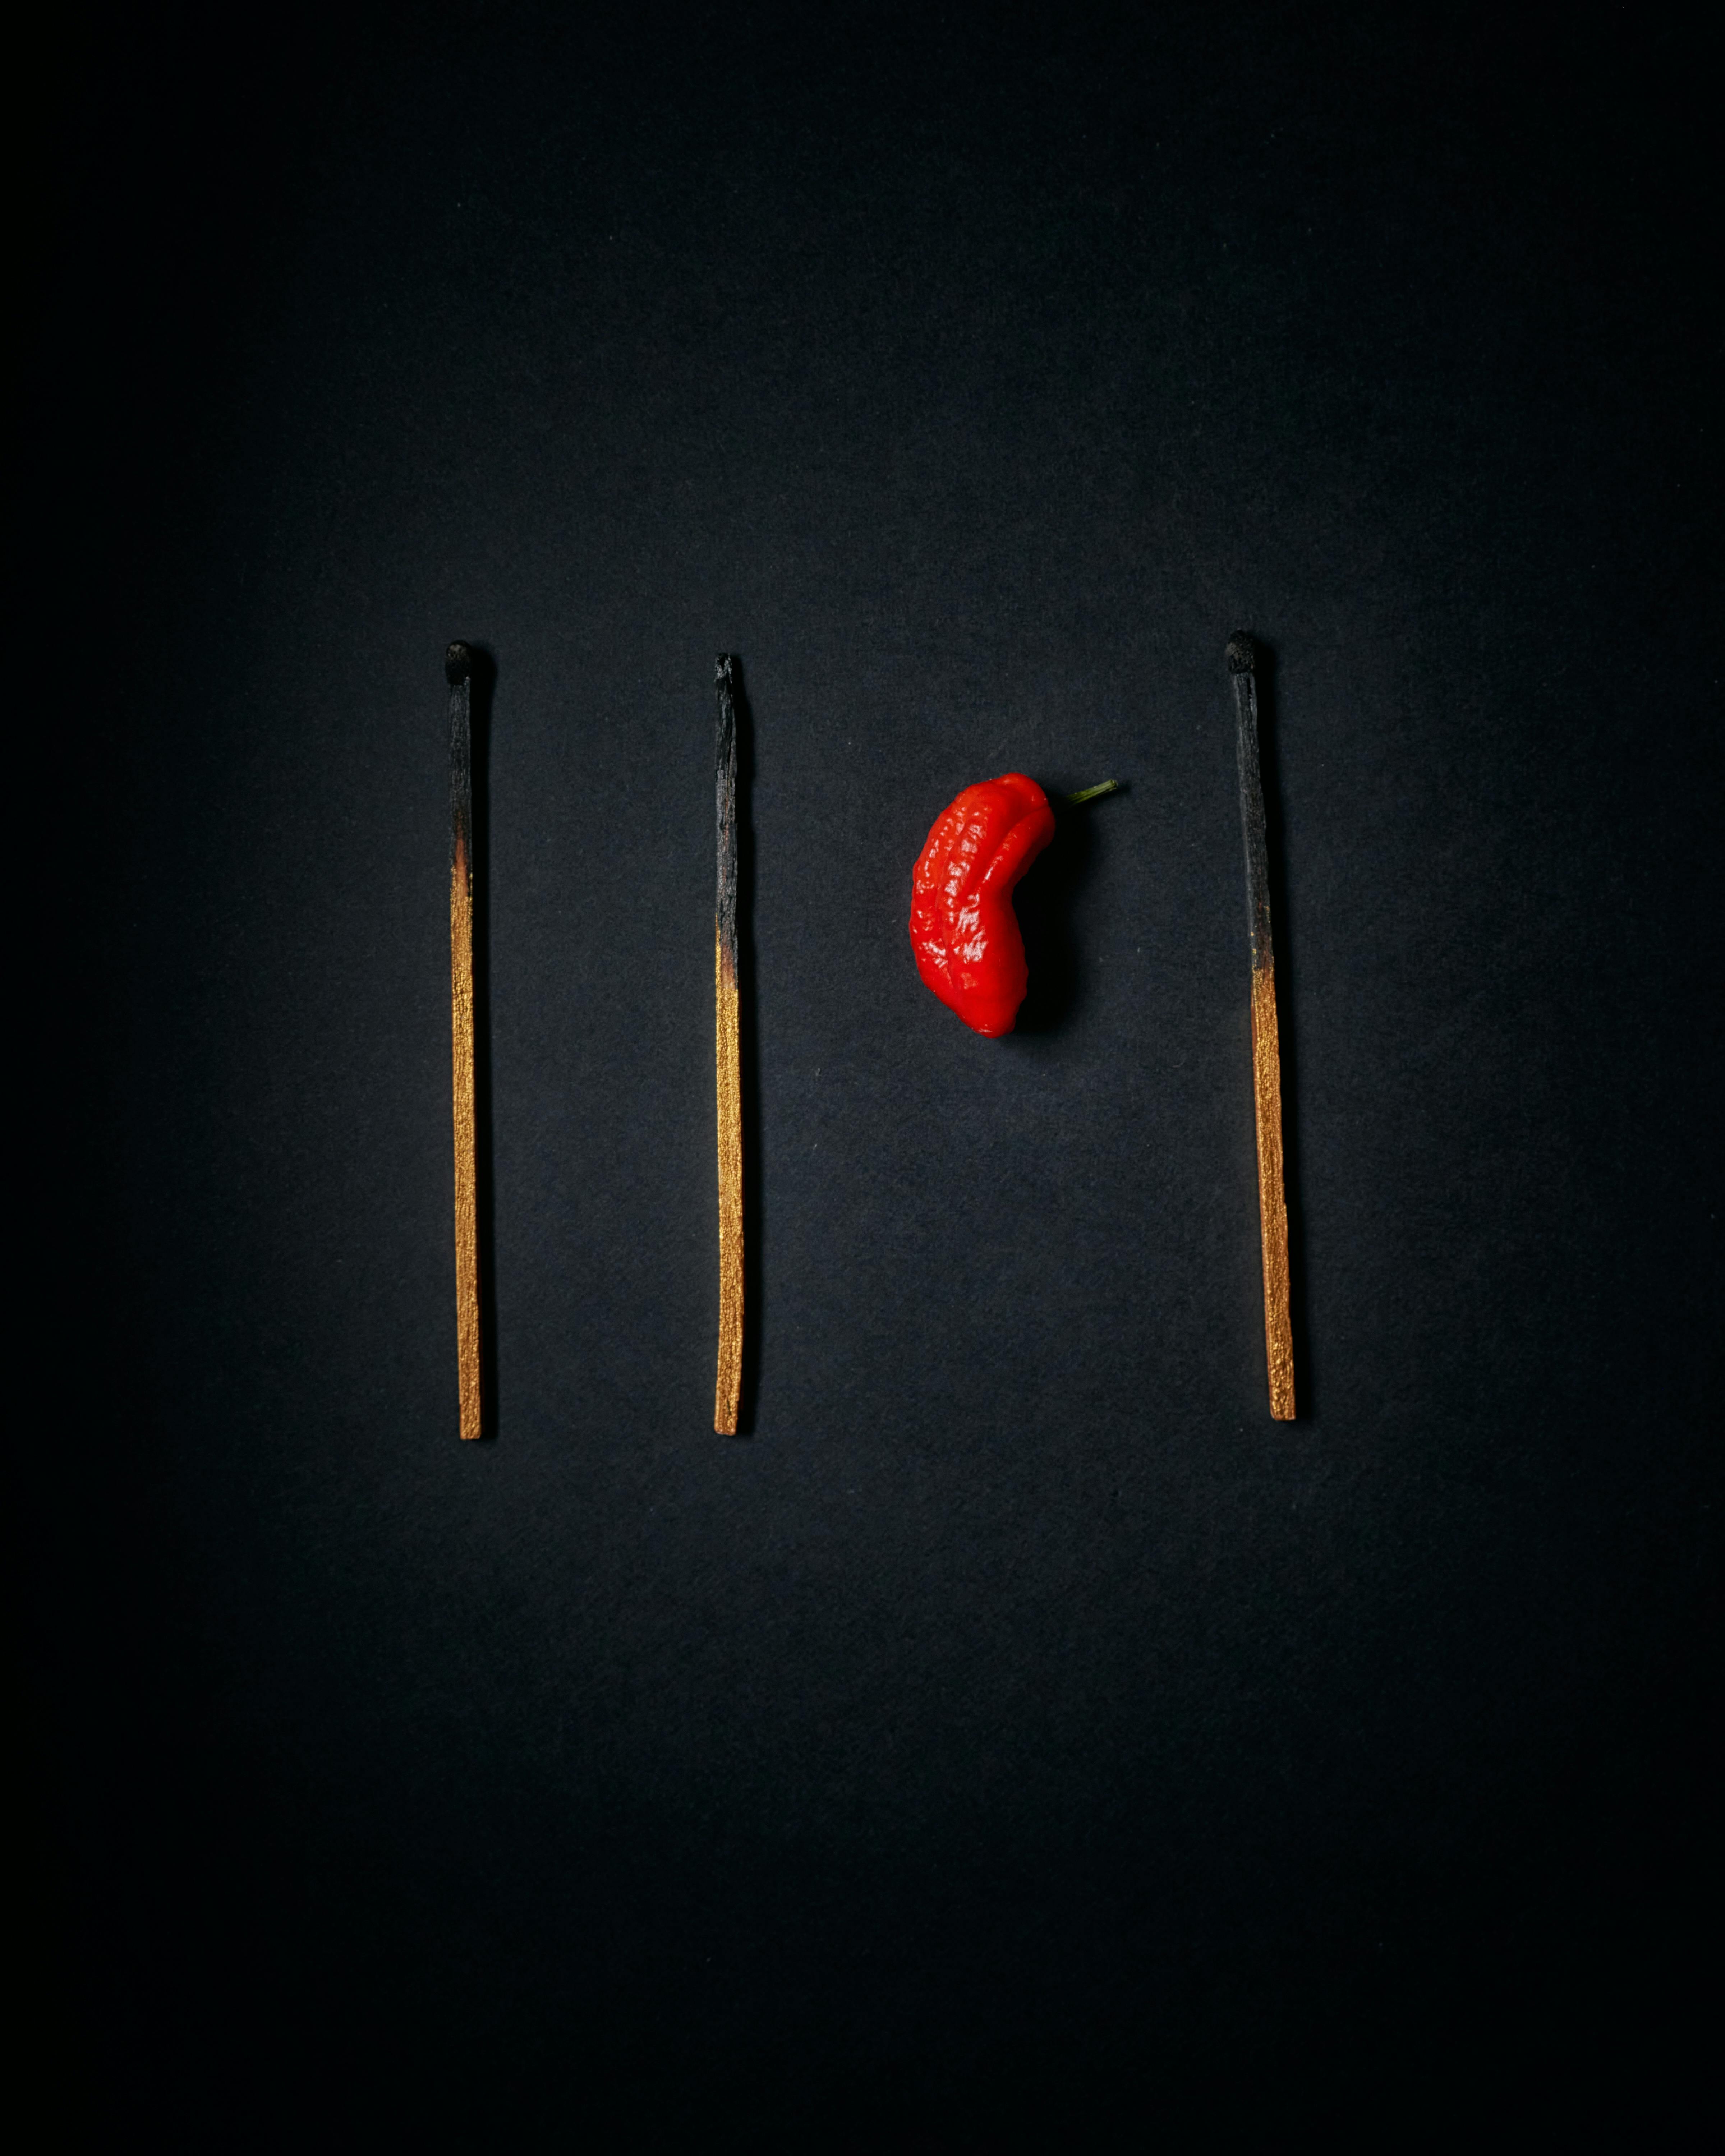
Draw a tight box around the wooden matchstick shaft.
[447,642,483,1440]
[1228,634,1295,1420]
[713,655,744,1435]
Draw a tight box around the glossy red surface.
[909,773,1056,1036]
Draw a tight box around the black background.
[15,3,1719,2145]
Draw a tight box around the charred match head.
[1227,629,1273,975]
[714,654,740,965]
[448,642,474,885]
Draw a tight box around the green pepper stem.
[1061,780,1121,805]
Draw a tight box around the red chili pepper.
[910,773,1057,1036]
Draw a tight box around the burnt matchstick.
[447,641,483,1441]
[1227,633,1296,1420]
[713,655,744,1436]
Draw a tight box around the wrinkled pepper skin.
[910,773,1057,1036]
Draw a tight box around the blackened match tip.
[1226,632,1256,673]
[715,653,736,684]
[445,642,473,686]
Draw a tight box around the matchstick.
[1227,633,1295,1420]
[713,655,744,1435]
[447,642,483,1440]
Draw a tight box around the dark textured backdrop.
[17,4,1718,2145]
